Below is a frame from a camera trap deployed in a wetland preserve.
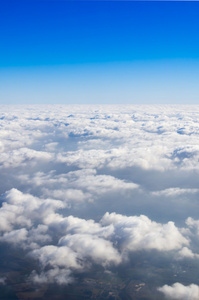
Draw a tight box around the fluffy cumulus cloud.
[0,188,66,250]
[30,268,73,285]
[0,186,193,285]
[101,212,189,252]
[59,233,121,265]
[158,283,199,300]
[19,211,192,284]
[186,217,199,235]
[177,246,199,259]
[1,105,199,296]
[0,188,65,233]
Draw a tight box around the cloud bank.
[1,105,199,298]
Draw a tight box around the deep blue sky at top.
[0,0,199,104]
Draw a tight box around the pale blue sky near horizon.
[0,0,199,105]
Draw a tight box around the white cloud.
[30,245,81,269]
[0,188,65,233]
[158,283,199,300]
[151,188,199,197]
[59,233,121,266]
[186,217,199,235]
[178,247,199,259]
[47,214,114,238]
[20,211,193,285]
[19,169,138,205]
[101,212,189,252]
[0,228,28,245]
[30,268,73,285]
[1,105,199,291]
[0,148,53,169]
[64,169,139,194]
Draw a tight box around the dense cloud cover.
[1,105,199,298]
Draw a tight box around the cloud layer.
[1,105,199,298]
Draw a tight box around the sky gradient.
[0,0,199,104]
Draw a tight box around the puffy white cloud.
[22,211,192,285]
[186,217,199,235]
[47,214,114,238]
[178,247,199,259]
[0,148,53,169]
[25,225,52,249]
[30,245,81,269]
[30,268,73,285]
[59,233,121,266]
[1,104,199,291]
[0,188,65,233]
[0,228,28,245]
[29,220,121,283]
[101,212,189,252]
[42,188,87,203]
[158,282,199,300]
[46,212,189,256]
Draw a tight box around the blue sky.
[0,0,199,104]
